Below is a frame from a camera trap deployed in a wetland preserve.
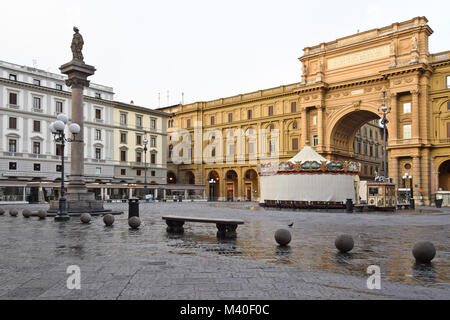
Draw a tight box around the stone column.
[60,61,96,199]
[389,93,398,142]
[155,188,158,199]
[411,89,420,141]
[301,107,308,147]
[184,189,188,200]
[163,188,166,199]
[317,105,324,149]
[412,156,422,200]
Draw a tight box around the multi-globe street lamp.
[49,114,81,222]
[378,91,391,180]
[143,135,148,200]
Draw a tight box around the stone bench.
[162,215,244,238]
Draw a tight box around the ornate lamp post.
[49,114,81,221]
[209,178,217,201]
[402,173,414,209]
[143,135,148,199]
[378,91,391,180]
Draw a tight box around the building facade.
[0,60,173,203]
[353,120,384,180]
[160,17,450,205]
[0,60,115,203]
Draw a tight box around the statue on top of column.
[71,26,84,62]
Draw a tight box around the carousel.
[258,146,360,209]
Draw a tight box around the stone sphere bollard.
[9,209,18,217]
[0,208,5,215]
[103,214,115,227]
[335,234,354,253]
[80,213,92,224]
[22,209,32,218]
[412,241,436,264]
[37,210,47,219]
[128,216,141,229]
[274,229,291,246]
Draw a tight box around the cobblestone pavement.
[0,202,449,300]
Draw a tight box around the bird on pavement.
[288,222,294,227]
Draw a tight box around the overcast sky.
[2,0,449,109]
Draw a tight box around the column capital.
[389,92,398,99]
[315,105,325,110]
[411,89,420,96]
[65,78,90,88]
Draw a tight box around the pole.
[56,132,69,221]
[144,144,148,199]
[383,114,388,179]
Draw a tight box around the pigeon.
[288,222,294,227]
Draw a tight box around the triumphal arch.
[161,17,450,205]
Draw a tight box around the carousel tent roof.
[288,146,329,163]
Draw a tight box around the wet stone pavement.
[0,202,449,300]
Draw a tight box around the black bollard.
[410,198,415,210]
[128,197,139,219]
[345,199,353,213]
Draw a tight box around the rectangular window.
[150,118,157,130]
[363,143,367,155]
[249,142,254,154]
[120,113,127,125]
[447,76,450,89]
[33,79,41,86]
[120,132,127,144]
[447,122,450,138]
[292,138,298,150]
[403,124,412,139]
[136,116,143,128]
[95,167,101,175]
[136,152,142,163]
[9,117,17,129]
[168,119,173,128]
[247,109,252,120]
[136,135,142,145]
[150,136,156,147]
[9,74,17,81]
[313,135,318,146]
[95,148,101,160]
[33,120,40,132]
[357,142,361,154]
[186,119,191,128]
[447,101,450,112]
[403,102,411,114]
[312,115,317,126]
[120,150,127,162]
[33,163,41,171]
[33,97,41,109]
[136,169,141,176]
[370,146,373,157]
[56,165,62,172]
[210,116,215,125]
[151,171,155,177]
[56,101,63,113]
[33,142,40,154]
[56,84,63,91]
[229,144,234,156]
[56,144,62,156]
[95,92,101,99]
[9,162,17,170]
[151,153,156,164]
[291,102,297,113]
[375,146,379,158]
[9,92,18,105]
[228,113,233,123]
[121,169,126,175]
[268,106,273,116]
[9,140,17,153]
[95,109,102,120]
[95,129,101,140]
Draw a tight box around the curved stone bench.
[162,215,244,238]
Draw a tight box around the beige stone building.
[353,120,384,180]
[159,17,450,205]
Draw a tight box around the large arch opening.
[329,109,387,181]
[244,169,258,201]
[438,160,450,191]
[184,171,195,185]
[225,170,238,201]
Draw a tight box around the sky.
[1,0,449,109]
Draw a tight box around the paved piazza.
[0,202,449,300]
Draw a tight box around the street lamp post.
[379,91,391,180]
[143,135,148,200]
[209,178,216,201]
[49,114,81,222]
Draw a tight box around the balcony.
[8,104,20,109]
[3,152,23,157]
[33,108,43,113]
